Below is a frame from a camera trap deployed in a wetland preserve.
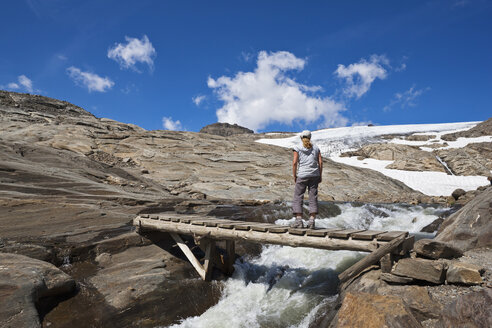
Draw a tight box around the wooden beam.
[338,234,406,283]
[135,217,389,252]
[225,240,235,275]
[169,232,206,280]
[203,239,215,281]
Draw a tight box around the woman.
[291,130,322,229]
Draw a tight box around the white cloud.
[57,54,68,60]
[1,75,35,93]
[335,54,389,99]
[192,95,206,106]
[66,66,114,93]
[18,75,34,93]
[108,35,156,72]
[162,117,182,131]
[208,50,347,131]
[7,82,20,90]
[383,85,430,112]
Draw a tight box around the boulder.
[446,262,483,285]
[380,273,414,284]
[199,122,254,136]
[451,188,466,200]
[440,288,492,327]
[441,117,492,141]
[0,253,76,328]
[414,239,463,259]
[335,292,422,328]
[378,285,442,322]
[436,187,492,251]
[437,143,492,176]
[392,258,446,284]
[420,217,444,233]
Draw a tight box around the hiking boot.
[307,219,315,229]
[290,218,304,228]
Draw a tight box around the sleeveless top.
[293,144,320,178]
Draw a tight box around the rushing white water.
[166,202,447,328]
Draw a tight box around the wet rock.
[420,217,444,233]
[440,288,492,327]
[446,262,483,285]
[0,253,76,328]
[0,242,53,262]
[380,273,415,284]
[89,244,181,310]
[392,258,446,284]
[414,239,463,260]
[451,188,466,200]
[436,187,492,251]
[335,292,422,328]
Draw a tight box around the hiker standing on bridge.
[291,130,322,229]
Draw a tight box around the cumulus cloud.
[108,35,156,72]
[192,95,206,106]
[66,66,114,93]
[383,85,430,112]
[335,54,389,99]
[208,51,347,131]
[162,117,182,131]
[1,75,35,93]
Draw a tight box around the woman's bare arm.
[318,151,323,183]
[293,151,299,183]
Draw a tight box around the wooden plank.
[329,229,365,239]
[191,219,220,226]
[377,231,408,241]
[338,234,406,283]
[232,222,252,230]
[159,216,172,222]
[251,224,281,232]
[306,228,342,237]
[267,225,288,233]
[150,214,159,220]
[288,228,307,236]
[170,217,181,222]
[169,232,205,280]
[351,230,387,240]
[140,214,150,218]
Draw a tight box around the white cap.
[300,130,311,139]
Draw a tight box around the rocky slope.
[0,90,489,327]
[199,122,254,136]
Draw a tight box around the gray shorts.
[292,176,320,215]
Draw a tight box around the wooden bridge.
[134,213,414,283]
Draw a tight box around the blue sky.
[1,0,491,132]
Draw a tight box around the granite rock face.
[341,143,447,173]
[436,186,492,251]
[441,117,492,141]
[440,289,492,328]
[437,142,492,176]
[199,122,254,136]
[0,253,76,328]
[335,292,422,328]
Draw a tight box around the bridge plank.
[329,229,366,239]
[377,231,408,241]
[288,228,307,236]
[250,224,281,232]
[351,230,387,240]
[140,214,150,218]
[306,228,343,237]
[267,225,288,233]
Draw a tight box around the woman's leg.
[292,178,307,227]
[307,177,319,228]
